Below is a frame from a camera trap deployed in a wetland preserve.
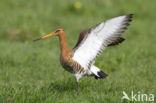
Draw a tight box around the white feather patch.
[73,15,130,70]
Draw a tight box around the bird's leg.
[76,80,79,95]
[75,76,80,95]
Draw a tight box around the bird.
[34,14,133,95]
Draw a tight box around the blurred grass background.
[0,0,156,103]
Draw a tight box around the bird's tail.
[90,65,108,79]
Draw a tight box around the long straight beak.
[33,32,55,42]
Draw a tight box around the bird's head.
[33,28,65,41]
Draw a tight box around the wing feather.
[72,14,133,70]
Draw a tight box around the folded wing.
[72,14,133,70]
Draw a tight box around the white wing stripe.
[73,14,133,70]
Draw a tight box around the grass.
[0,0,156,103]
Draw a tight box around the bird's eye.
[55,30,60,33]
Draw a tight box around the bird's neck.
[58,33,70,54]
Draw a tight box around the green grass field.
[0,0,156,103]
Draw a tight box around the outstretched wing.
[72,14,133,70]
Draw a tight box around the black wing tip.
[121,38,125,41]
[126,14,134,22]
[108,37,125,46]
[120,14,134,31]
[126,14,134,18]
[33,37,42,42]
